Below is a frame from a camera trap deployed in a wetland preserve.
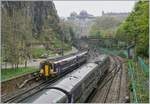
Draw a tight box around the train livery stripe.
[45,65,49,76]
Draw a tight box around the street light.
[60,28,64,56]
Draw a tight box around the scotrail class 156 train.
[39,50,88,79]
[22,55,110,103]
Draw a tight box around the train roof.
[41,50,88,64]
[98,54,109,61]
[53,63,98,92]
[49,50,87,60]
[94,55,109,65]
[21,88,66,103]
[22,63,98,103]
[54,51,88,64]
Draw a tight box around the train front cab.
[39,61,56,79]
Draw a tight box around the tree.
[2,1,73,69]
[116,0,149,57]
[90,16,121,37]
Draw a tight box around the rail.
[87,55,123,103]
[102,56,123,103]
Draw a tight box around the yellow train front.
[39,61,57,79]
[39,51,88,79]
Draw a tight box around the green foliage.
[59,19,72,43]
[1,1,72,67]
[90,16,121,37]
[116,1,149,57]
[51,34,72,51]
[2,4,32,65]
[59,19,79,47]
[1,67,38,81]
[31,47,46,58]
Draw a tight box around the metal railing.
[126,54,149,103]
[128,60,138,103]
[137,56,149,76]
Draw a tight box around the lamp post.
[61,29,64,56]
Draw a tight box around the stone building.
[102,11,129,20]
[68,10,96,37]
[68,10,129,38]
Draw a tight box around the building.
[102,10,129,20]
[68,10,129,38]
[68,10,96,37]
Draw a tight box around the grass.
[31,46,72,58]
[51,35,72,50]
[31,38,72,58]
[31,47,47,58]
[1,67,38,81]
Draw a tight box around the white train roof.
[23,63,98,103]
[53,63,98,92]
[54,51,88,64]
[99,54,108,61]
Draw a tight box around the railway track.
[103,56,123,103]
[1,65,79,103]
[87,55,123,103]
[1,71,39,99]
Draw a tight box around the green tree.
[90,16,121,37]
[2,1,73,69]
[116,0,149,57]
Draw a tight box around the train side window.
[49,63,52,69]
[73,85,82,101]
[40,62,44,69]
[53,64,56,72]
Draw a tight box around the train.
[39,50,88,79]
[23,55,110,103]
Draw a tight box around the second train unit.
[39,50,88,78]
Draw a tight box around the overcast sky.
[53,1,136,18]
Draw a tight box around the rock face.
[1,1,64,65]
[30,1,60,36]
[2,1,61,51]
[2,1,60,38]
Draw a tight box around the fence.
[137,56,149,76]
[125,51,149,103]
[93,46,125,56]
[96,48,149,102]
[128,60,138,103]
[89,44,149,102]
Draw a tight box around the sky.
[53,1,136,18]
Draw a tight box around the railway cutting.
[2,1,148,103]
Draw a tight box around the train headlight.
[40,69,44,74]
